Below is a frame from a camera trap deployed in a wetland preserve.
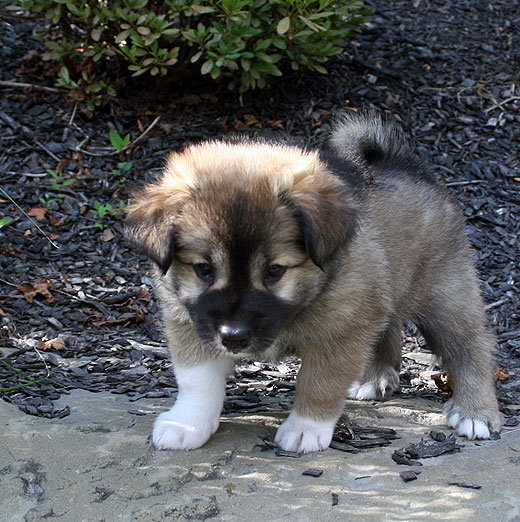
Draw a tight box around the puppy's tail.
[330,111,413,167]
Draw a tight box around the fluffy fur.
[127,112,500,453]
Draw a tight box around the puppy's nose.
[219,324,251,352]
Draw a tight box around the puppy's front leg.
[153,357,233,450]
[275,345,366,453]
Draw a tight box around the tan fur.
[127,115,501,445]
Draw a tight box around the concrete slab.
[2,390,519,521]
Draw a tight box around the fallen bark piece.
[400,470,418,482]
[430,430,447,442]
[332,418,399,452]
[404,434,462,459]
[345,437,394,448]
[275,449,301,458]
[302,468,323,477]
[449,481,482,489]
[392,450,423,466]
[329,440,360,453]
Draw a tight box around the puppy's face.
[127,141,357,355]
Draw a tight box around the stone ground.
[2,389,520,522]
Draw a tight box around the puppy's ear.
[284,166,357,269]
[126,183,188,274]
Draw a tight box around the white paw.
[443,401,491,440]
[153,358,230,450]
[347,369,399,400]
[153,407,219,450]
[274,411,336,453]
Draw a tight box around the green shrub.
[11,0,369,100]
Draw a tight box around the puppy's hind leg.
[348,318,402,401]
[418,290,501,440]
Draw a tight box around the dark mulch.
[0,0,519,425]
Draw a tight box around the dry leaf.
[101,228,115,242]
[268,119,285,130]
[38,337,65,350]
[49,215,64,227]
[431,372,451,393]
[27,207,48,221]
[0,246,25,256]
[82,307,105,320]
[72,151,83,162]
[243,114,261,127]
[92,311,141,327]
[137,288,152,301]
[18,278,56,304]
[495,367,510,381]
[0,307,6,317]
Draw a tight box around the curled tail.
[330,111,414,167]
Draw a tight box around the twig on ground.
[0,80,61,93]
[62,103,78,142]
[484,299,508,310]
[34,140,61,162]
[0,187,59,249]
[484,96,520,113]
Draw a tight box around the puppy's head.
[127,140,357,355]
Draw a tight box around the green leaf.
[190,51,203,63]
[312,63,328,74]
[119,161,133,172]
[200,59,213,75]
[130,66,150,77]
[276,17,290,35]
[298,15,326,32]
[109,129,130,151]
[66,3,82,16]
[90,27,103,41]
[115,30,131,44]
[59,66,70,84]
[62,178,76,186]
[0,217,13,229]
[191,5,216,14]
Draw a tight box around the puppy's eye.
[193,263,213,282]
[265,264,287,283]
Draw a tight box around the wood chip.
[275,449,301,458]
[449,481,482,489]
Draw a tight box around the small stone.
[400,470,418,482]
[302,468,323,477]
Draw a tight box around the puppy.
[127,112,500,453]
